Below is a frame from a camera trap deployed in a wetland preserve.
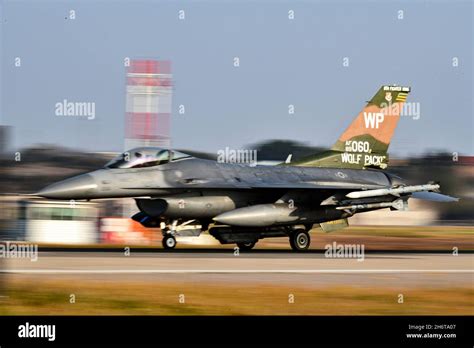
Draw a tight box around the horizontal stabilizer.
[410,191,459,202]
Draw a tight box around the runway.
[1,251,472,287]
[2,250,473,271]
[1,250,472,315]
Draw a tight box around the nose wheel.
[161,220,179,250]
[162,235,177,250]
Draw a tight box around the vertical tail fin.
[291,85,411,169]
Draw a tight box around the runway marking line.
[1,269,473,274]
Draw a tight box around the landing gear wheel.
[289,229,310,251]
[162,235,177,250]
[236,241,256,251]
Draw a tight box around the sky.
[1,0,473,156]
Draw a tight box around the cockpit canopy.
[105,147,192,169]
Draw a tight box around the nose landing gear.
[162,235,177,249]
[161,220,178,250]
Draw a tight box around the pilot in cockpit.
[105,147,191,169]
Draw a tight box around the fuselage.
[36,157,404,226]
[37,157,398,201]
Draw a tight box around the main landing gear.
[289,229,310,251]
[236,241,257,251]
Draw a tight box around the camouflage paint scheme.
[291,86,410,169]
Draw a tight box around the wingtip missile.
[346,184,441,199]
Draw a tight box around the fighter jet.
[36,85,458,251]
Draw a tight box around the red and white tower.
[125,59,172,150]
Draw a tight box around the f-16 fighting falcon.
[36,85,458,251]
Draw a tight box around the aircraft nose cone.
[36,174,97,199]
